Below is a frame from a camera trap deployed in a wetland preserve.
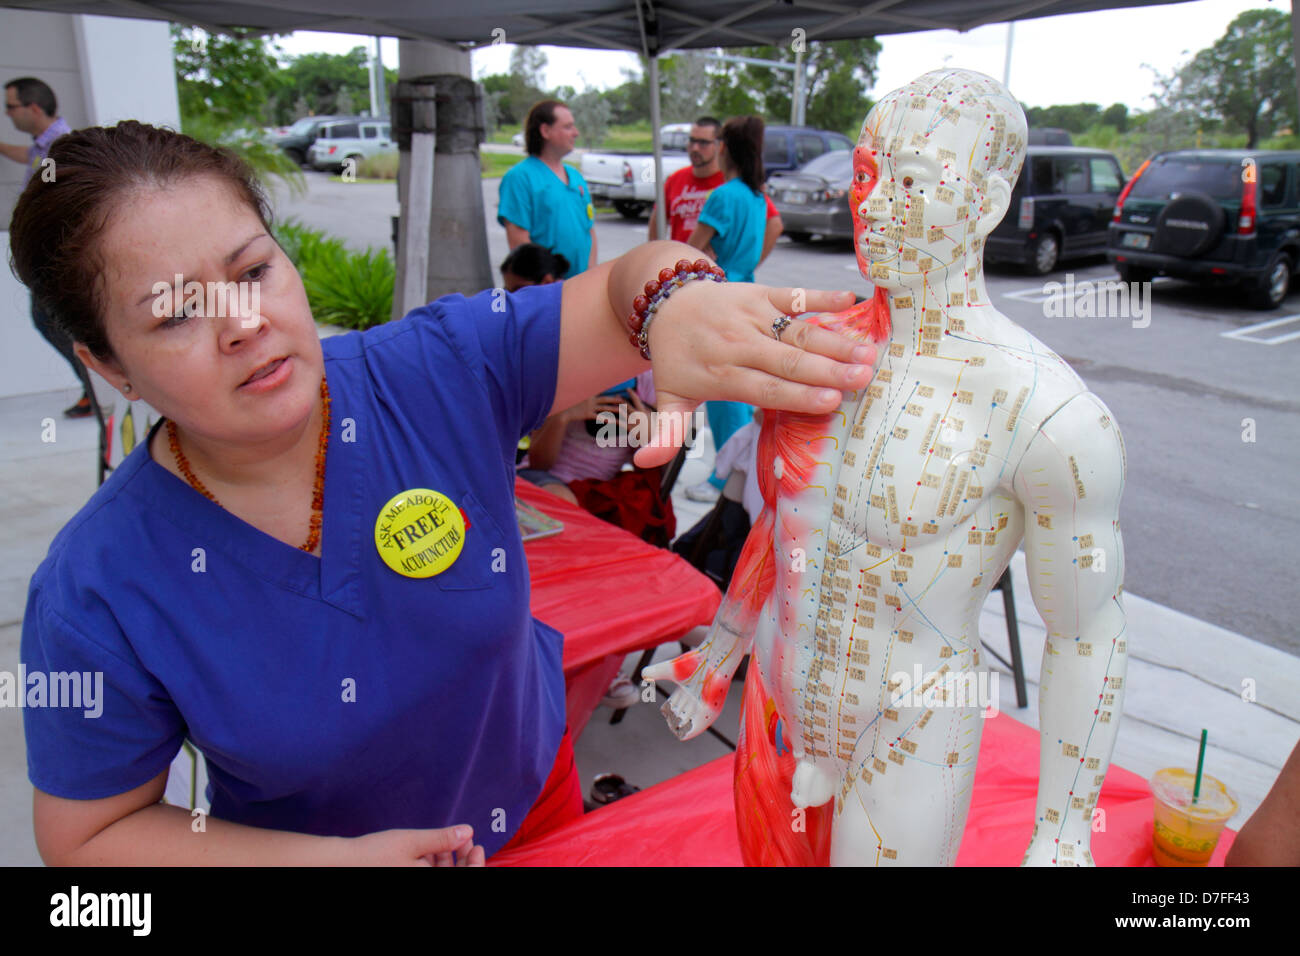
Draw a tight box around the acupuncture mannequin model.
[645,69,1128,867]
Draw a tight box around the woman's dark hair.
[721,115,765,195]
[501,243,570,283]
[7,120,273,362]
[525,99,568,157]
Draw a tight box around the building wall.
[1,10,179,400]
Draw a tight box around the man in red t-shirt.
[649,116,783,257]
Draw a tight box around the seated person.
[501,243,569,293]
[517,372,655,507]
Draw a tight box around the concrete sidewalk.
[1,383,1296,865]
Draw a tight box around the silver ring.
[771,312,793,341]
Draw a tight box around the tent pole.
[650,54,667,242]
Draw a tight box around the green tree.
[1167,7,1296,148]
[569,88,612,146]
[172,25,286,127]
[273,47,374,120]
[707,37,880,134]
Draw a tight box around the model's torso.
[756,306,1087,770]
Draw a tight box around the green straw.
[1192,729,1208,804]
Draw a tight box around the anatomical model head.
[850,69,1028,292]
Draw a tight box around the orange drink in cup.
[1150,767,1238,866]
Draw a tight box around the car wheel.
[1247,253,1291,310]
[1027,233,1060,275]
[1116,263,1154,285]
[786,231,812,243]
[613,200,646,220]
[285,148,305,166]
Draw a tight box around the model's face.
[542,107,579,155]
[687,124,720,170]
[91,176,323,445]
[4,87,41,135]
[854,101,982,287]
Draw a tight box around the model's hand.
[633,281,876,468]
[348,825,485,866]
[642,635,743,740]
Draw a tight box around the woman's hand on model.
[349,825,486,866]
[633,280,876,467]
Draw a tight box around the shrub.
[272,219,394,330]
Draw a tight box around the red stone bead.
[644,279,661,297]
[658,267,676,284]
[693,258,711,273]
[632,294,649,314]
[675,259,693,275]
[711,265,726,279]
[628,312,644,333]
[629,332,641,348]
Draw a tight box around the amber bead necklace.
[166,376,331,553]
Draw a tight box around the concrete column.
[393,40,493,318]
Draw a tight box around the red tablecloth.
[519,478,721,737]
[491,710,1238,866]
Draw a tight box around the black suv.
[986,146,1126,274]
[762,125,854,180]
[1108,149,1300,309]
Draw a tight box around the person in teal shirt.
[690,116,770,283]
[498,100,596,278]
[686,115,772,498]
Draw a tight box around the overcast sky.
[276,0,1281,112]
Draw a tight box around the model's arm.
[35,772,483,866]
[760,214,783,264]
[0,142,29,163]
[589,229,598,268]
[1013,392,1129,867]
[503,221,531,250]
[554,240,874,468]
[647,205,659,241]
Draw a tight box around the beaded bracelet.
[627,258,727,360]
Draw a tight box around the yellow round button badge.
[374,488,466,578]
[587,202,595,221]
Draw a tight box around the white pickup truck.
[581,123,692,219]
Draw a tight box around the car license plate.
[784,191,806,204]
[1121,232,1150,249]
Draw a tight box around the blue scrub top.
[698,177,767,283]
[21,282,567,857]
[497,156,594,277]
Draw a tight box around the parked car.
[581,123,691,219]
[307,119,395,172]
[273,114,351,166]
[985,145,1125,275]
[767,149,854,241]
[1108,149,1300,309]
[762,125,854,180]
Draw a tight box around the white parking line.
[1221,315,1300,345]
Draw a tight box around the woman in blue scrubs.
[9,121,875,866]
